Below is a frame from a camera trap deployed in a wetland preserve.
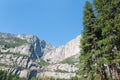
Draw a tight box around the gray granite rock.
[0,32,81,79]
[43,35,81,63]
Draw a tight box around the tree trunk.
[99,71,104,80]
[108,65,113,80]
[114,64,120,80]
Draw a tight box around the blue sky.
[0,0,92,47]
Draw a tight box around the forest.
[79,0,120,80]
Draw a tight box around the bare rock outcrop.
[43,35,81,63]
[0,32,81,79]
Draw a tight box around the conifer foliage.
[80,0,120,80]
[79,1,96,79]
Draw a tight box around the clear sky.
[0,0,92,47]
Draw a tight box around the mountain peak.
[0,32,80,79]
[43,35,81,63]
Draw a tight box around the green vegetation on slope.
[38,58,49,66]
[0,63,13,67]
[0,51,28,57]
[55,69,68,73]
[0,37,28,48]
[0,70,27,80]
[0,70,84,80]
[60,55,79,65]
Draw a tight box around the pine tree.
[109,1,120,80]
[80,0,120,80]
[93,0,111,80]
[79,1,96,79]
[94,0,120,79]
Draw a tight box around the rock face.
[43,35,81,63]
[0,32,54,78]
[0,32,54,59]
[37,72,76,79]
[0,32,80,79]
[45,63,78,72]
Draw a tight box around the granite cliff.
[0,32,80,79]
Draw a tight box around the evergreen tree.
[80,0,120,80]
[94,0,120,79]
[93,0,111,80]
[79,1,96,80]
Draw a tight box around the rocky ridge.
[43,35,80,64]
[0,32,80,79]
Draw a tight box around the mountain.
[43,35,80,63]
[0,32,54,58]
[0,32,80,79]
